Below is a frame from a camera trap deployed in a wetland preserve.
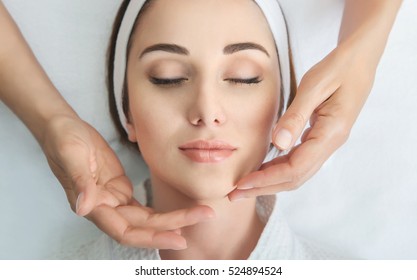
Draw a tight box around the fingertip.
[172,235,188,251]
[188,205,216,222]
[75,191,96,216]
[228,193,245,202]
[236,182,254,190]
[172,228,182,235]
[154,232,188,250]
[228,189,250,202]
[199,205,216,219]
[273,128,293,150]
[173,239,188,251]
[75,192,84,216]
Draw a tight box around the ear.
[126,122,137,142]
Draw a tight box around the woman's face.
[126,0,281,201]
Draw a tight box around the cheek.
[230,87,280,179]
[240,90,280,144]
[252,98,278,133]
[128,93,175,163]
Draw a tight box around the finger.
[72,175,98,217]
[94,175,134,208]
[273,69,341,150]
[89,205,188,250]
[106,175,133,205]
[229,150,318,201]
[231,129,331,199]
[230,135,331,201]
[301,126,313,143]
[229,182,295,201]
[229,111,346,200]
[232,91,353,201]
[129,197,153,211]
[234,159,293,191]
[116,205,215,231]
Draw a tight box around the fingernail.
[229,192,247,202]
[236,183,253,190]
[274,129,292,150]
[229,191,247,202]
[76,192,84,215]
[174,241,188,251]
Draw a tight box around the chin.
[175,176,236,202]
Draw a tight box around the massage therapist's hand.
[228,0,403,200]
[42,115,214,250]
[41,115,130,216]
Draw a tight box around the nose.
[187,84,227,127]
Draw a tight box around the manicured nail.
[75,192,84,215]
[236,183,253,190]
[274,129,292,150]
[229,192,248,202]
[174,241,188,251]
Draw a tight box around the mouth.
[179,140,237,163]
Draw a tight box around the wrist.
[338,0,402,70]
[336,37,378,74]
[35,104,80,147]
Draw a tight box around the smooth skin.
[0,0,402,249]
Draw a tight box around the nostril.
[191,118,203,126]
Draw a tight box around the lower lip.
[180,149,234,163]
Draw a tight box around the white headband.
[113,0,290,133]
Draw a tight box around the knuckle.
[331,120,351,146]
[300,67,340,101]
[286,112,306,130]
[256,170,269,188]
[289,168,308,189]
[301,66,322,83]
[117,227,132,246]
[300,69,325,90]
[71,174,87,188]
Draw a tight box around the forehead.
[131,0,277,55]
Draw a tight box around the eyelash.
[150,77,188,86]
[225,77,262,85]
[149,76,262,86]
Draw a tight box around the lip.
[179,140,237,163]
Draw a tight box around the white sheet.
[1,0,416,259]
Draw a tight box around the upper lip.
[179,140,237,150]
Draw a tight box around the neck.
[150,176,264,260]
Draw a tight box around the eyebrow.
[224,42,270,57]
[139,43,189,58]
[139,42,270,58]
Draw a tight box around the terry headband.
[113,0,290,133]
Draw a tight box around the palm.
[42,116,213,249]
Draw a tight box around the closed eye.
[150,77,188,86]
[225,77,262,84]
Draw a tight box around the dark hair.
[107,0,296,147]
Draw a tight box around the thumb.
[73,170,98,217]
[273,89,321,150]
[61,144,99,217]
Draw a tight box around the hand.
[41,115,214,249]
[92,200,214,250]
[229,43,376,200]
